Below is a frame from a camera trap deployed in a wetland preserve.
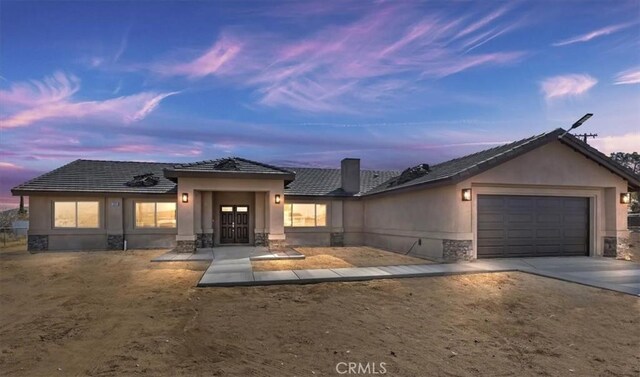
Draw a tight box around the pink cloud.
[153,35,243,78]
[614,67,640,85]
[552,23,633,47]
[540,74,598,100]
[149,4,526,113]
[0,72,179,129]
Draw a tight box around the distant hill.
[0,208,28,228]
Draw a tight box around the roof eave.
[11,188,176,197]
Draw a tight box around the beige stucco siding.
[361,186,458,259]
[27,194,177,251]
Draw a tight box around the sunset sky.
[1,1,639,208]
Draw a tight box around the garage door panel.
[478,195,589,258]
[477,213,504,223]
[507,214,534,222]
[536,229,561,238]
[477,197,505,210]
[507,229,534,238]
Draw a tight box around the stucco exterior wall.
[27,194,177,251]
[360,140,630,260]
[361,186,458,260]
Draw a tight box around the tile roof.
[284,168,400,197]
[365,128,640,195]
[12,129,639,197]
[365,130,555,195]
[12,160,177,195]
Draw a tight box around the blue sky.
[1,0,639,207]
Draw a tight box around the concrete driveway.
[471,257,640,296]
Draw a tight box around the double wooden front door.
[220,205,250,244]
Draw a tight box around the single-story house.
[12,128,640,261]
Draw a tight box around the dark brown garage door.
[477,195,589,258]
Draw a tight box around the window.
[135,202,176,228]
[54,201,99,228]
[284,203,327,227]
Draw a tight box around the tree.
[610,152,640,175]
[610,152,640,213]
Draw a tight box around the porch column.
[267,189,285,249]
[254,192,267,246]
[194,191,202,248]
[106,197,124,250]
[176,188,196,253]
[201,191,214,248]
[330,200,344,246]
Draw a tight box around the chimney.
[341,158,360,194]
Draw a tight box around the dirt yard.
[1,248,638,376]
[252,246,431,271]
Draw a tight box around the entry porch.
[164,158,295,254]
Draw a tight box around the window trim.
[53,201,101,229]
[134,201,177,229]
[284,203,328,228]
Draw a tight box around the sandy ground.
[1,248,639,376]
[252,246,431,271]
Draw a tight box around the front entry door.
[220,205,250,244]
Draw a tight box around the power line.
[572,133,598,143]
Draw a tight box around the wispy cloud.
[592,132,640,154]
[149,3,526,113]
[614,67,640,85]
[540,74,597,100]
[552,23,633,47]
[0,72,179,128]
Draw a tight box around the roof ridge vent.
[126,172,160,187]
[213,158,240,171]
[388,163,430,187]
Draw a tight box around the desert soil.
[0,247,639,376]
[252,246,431,271]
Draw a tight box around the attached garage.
[477,195,589,258]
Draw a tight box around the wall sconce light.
[620,193,630,204]
[462,188,472,201]
[275,194,281,204]
[181,193,189,203]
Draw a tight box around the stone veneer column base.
[603,236,617,257]
[174,240,196,253]
[107,235,124,250]
[28,235,48,252]
[202,233,214,248]
[330,232,344,247]
[195,233,204,249]
[255,232,268,247]
[442,239,473,262]
[268,239,287,251]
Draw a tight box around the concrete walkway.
[197,255,640,296]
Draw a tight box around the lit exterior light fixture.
[275,194,281,204]
[462,189,472,201]
[181,193,189,203]
[620,193,630,204]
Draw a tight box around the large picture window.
[54,201,99,228]
[135,202,177,228]
[284,203,327,227]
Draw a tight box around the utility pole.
[573,133,598,143]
